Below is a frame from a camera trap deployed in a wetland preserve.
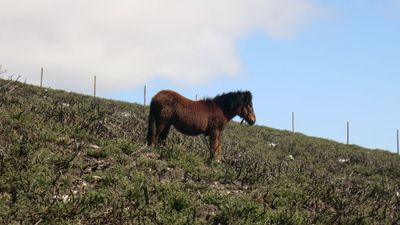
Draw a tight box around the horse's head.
[238,91,256,126]
[213,90,256,125]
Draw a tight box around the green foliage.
[1,78,400,224]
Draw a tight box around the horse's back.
[152,90,184,101]
[150,90,192,117]
[152,90,194,108]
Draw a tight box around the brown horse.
[146,90,256,161]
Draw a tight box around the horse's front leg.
[209,131,222,162]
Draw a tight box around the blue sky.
[111,1,400,152]
[1,0,399,152]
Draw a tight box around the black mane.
[211,91,253,112]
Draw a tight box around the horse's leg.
[215,134,222,161]
[209,131,222,162]
[146,107,157,146]
[215,132,222,162]
[154,121,169,146]
[158,124,171,145]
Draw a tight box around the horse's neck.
[224,111,237,121]
[213,101,237,121]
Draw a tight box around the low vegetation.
[0,78,399,224]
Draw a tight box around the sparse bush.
[0,78,399,224]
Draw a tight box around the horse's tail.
[146,100,156,146]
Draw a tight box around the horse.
[146,90,256,161]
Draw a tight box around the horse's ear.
[243,91,252,104]
[247,91,253,101]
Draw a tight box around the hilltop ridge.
[0,78,399,224]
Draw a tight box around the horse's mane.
[204,91,252,111]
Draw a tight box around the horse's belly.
[172,113,208,136]
[173,125,203,136]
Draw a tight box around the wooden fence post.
[93,75,97,97]
[397,129,399,155]
[292,112,295,133]
[0,65,6,75]
[40,67,43,88]
[346,121,350,145]
[144,85,147,106]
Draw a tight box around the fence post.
[346,121,350,145]
[397,129,399,155]
[40,67,43,88]
[93,75,96,97]
[144,85,147,106]
[0,65,7,75]
[292,112,295,133]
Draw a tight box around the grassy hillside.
[0,78,399,225]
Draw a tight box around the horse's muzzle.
[248,113,256,125]
[241,117,256,125]
[247,118,256,126]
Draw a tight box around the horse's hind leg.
[158,124,171,145]
[146,114,156,146]
[154,122,170,146]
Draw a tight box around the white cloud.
[0,0,324,94]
